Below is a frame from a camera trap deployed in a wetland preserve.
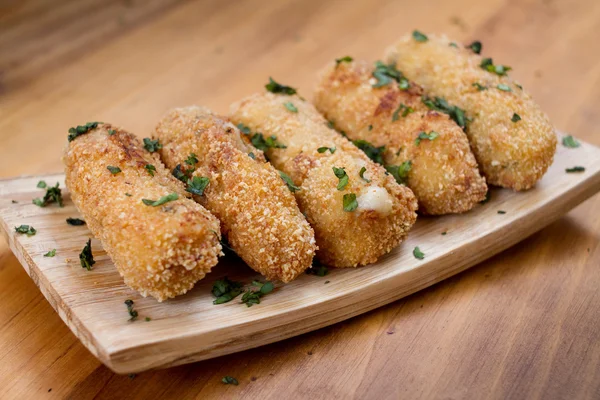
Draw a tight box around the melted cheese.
[357,186,393,215]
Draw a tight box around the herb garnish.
[412,30,428,42]
[284,102,298,113]
[368,125,373,131]
[497,84,511,92]
[108,129,117,135]
[11,200,17,203]
[415,131,439,146]
[265,78,297,95]
[141,192,178,206]
[306,263,329,276]
[44,249,56,257]
[212,277,243,304]
[248,152,256,159]
[172,164,188,182]
[372,61,403,88]
[251,133,286,151]
[279,171,300,193]
[359,166,371,182]
[335,56,353,66]
[392,103,414,121]
[480,58,511,76]
[333,167,349,190]
[125,193,132,197]
[185,153,198,165]
[343,193,358,212]
[187,176,210,196]
[33,182,63,207]
[142,138,162,153]
[107,166,121,175]
[511,113,521,122]
[15,225,36,236]
[66,217,86,226]
[422,96,467,129]
[353,139,385,165]
[413,246,425,260]
[317,146,336,154]
[327,120,335,129]
[237,123,251,135]
[566,166,585,173]
[68,122,101,141]
[222,376,239,385]
[241,281,274,307]
[562,135,580,148]
[385,161,412,185]
[145,317,151,322]
[79,239,95,270]
[124,299,138,321]
[449,42,458,48]
[472,82,487,91]
[497,210,506,214]
[145,164,156,176]
[466,41,482,54]
[37,180,47,189]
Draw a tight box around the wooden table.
[1,0,599,398]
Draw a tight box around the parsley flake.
[353,139,385,165]
[172,164,188,182]
[467,41,482,54]
[284,102,298,113]
[497,210,506,214]
[212,277,243,304]
[37,180,47,189]
[248,152,256,159]
[237,123,251,135]
[413,246,425,260]
[145,164,156,176]
[480,58,512,76]
[317,146,336,154]
[335,56,353,66]
[333,167,349,190]
[511,113,521,123]
[141,192,178,206]
[241,281,274,307]
[385,161,412,185]
[15,225,36,236]
[185,153,199,165]
[33,182,63,208]
[392,103,414,121]
[473,82,487,91]
[372,61,403,88]
[79,239,95,271]
[566,166,585,173]
[562,135,580,148]
[187,176,210,196]
[343,193,358,212]
[68,122,101,141]
[107,166,121,175]
[415,131,439,145]
[251,133,286,151]
[422,96,467,129]
[306,263,329,276]
[66,217,86,226]
[142,138,162,152]
[44,249,56,257]
[412,30,428,42]
[265,78,297,95]
[279,171,300,193]
[108,129,117,135]
[449,42,459,48]
[497,84,512,92]
[124,299,138,321]
[222,376,239,385]
[359,166,371,182]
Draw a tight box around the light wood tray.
[1,134,599,374]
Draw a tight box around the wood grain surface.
[1,0,599,398]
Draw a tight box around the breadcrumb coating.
[314,60,487,215]
[384,33,557,190]
[63,124,222,301]
[153,106,316,282]
[230,92,418,267]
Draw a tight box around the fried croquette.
[153,106,316,282]
[313,59,487,215]
[230,91,418,267]
[63,123,222,301]
[384,32,557,190]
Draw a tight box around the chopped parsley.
[125,193,132,197]
[237,123,251,135]
[248,152,256,159]
[441,231,447,235]
[332,167,349,190]
[107,166,121,175]
[145,164,156,176]
[422,96,468,129]
[385,161,412,185]
[79,238,95,271]
[497,84,512,92]
[44,249,56,257]
[372,61,404,88]
[108,129,117,135]
[141,192,178,206]
[37,180,47,189]
[413,246,425,260]
[15,225,36,236]
[66,217,86,226]
[335,56,353,66]
[359,166,371,182]
[11,200,17,203]
[327,120,335,129]
[317,146,336,154]
[142,138,162,153]
[68,122,101,141]
[212,277,243,304]
[241,281,274,307]
[497,210,506,214]
[172,164,188,182]
[185,153,199,165]
[353,139,385,165]
[480,58,511,76]
[466,41,482,54]
[265,77,297,95]
[124,299,138,321]
[33,182,63,207]
[472,82,487,91]
[511,113,521,122]
[306,263,329,276]
[412,30,428,42]
[449,42,458,48]
[187,176,210,196]
[368,125,373,131]
[392,103,414,121]
[566,166,585,173]
[279,171,300,193]
[343,193,358,212]
[284,102,298,113]
[145,317,151,322]
[222,376,239,385]
[562,135,580,148]
[415,131,439,146]
[251,133,287,151]
[398,77,410,90]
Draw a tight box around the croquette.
[314,59,487,215]
[63,123,222,301]
[384,32,556,190]
[153,106,316,282]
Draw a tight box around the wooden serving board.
[1,134,599,374]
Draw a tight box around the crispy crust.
[153,106,316,282]
[63,124,222,301]
[313,60,487,215]
[230,93,418,267]
[384,33,557,190]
